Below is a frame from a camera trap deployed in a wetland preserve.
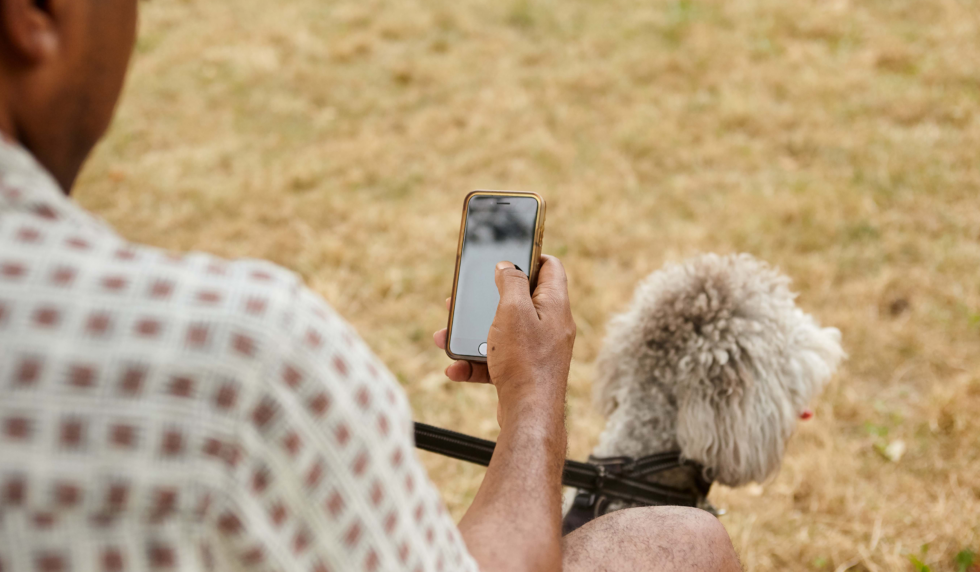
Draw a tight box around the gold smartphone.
[446,190,546,363]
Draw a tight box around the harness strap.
[632,452,691,475]
[413,422,703,508]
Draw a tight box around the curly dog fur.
[590,253,844,493]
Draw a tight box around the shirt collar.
[0,137,115,235]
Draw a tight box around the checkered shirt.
[0,139,479,572]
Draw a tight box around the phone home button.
[478,342,488,357]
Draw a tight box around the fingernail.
[444,366,450,377]
[496,261,513,271]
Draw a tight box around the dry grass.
[74,0,980,569]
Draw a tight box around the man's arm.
[434,255,576,572]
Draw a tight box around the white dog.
[566,253,844,526]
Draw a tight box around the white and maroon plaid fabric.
[0,140,479,572]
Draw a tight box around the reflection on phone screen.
[450,196,539,358]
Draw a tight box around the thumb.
[494,261,532,311]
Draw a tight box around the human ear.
[0,0,60,64]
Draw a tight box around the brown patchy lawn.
[76,0,980,570]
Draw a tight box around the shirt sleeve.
[206,275,480,572]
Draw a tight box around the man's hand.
[433,254,576,428]
[433,254,575,572]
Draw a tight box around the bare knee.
[654,507,740,570]
[563,506,742,572]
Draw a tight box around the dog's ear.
[593,309,641,419]
[599,254,844,486]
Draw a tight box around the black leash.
[413,422,705,509]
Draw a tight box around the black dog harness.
[413,423,712,535]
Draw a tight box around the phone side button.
[478,342,488,356]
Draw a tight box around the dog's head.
[594,253,844,487]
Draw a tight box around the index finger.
[531,254,569,308]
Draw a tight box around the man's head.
[0,0,137,192]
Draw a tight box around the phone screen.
[449,195,540,359]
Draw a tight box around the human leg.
[562,506,742,572]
